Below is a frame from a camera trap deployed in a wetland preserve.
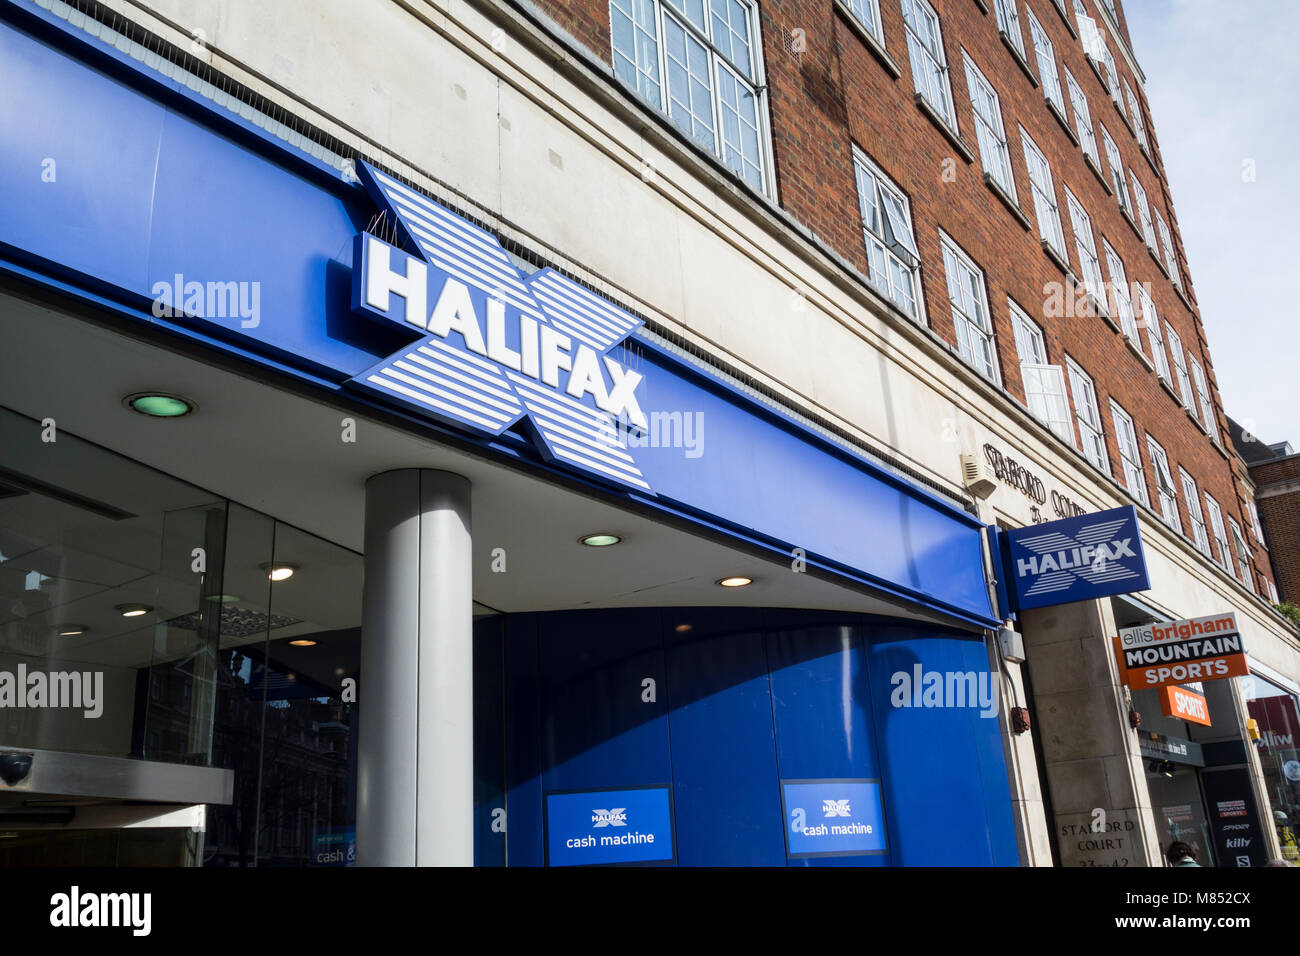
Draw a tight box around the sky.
[1122,0,1300,448]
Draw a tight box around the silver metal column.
[357,469,473,866]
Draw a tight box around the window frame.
[1155,210,1182,290]
[1110,400,1149,506]
[1027,9,1066,115]
[1102,239,1140,346]
[901,0,959,129]
[1021,127,1068,259]
[1228,516,1253,590]
[1064,67,1100,165]
[1163,323,1194,416]
[1244,493,1264,543]
[940,231,1001,384]
[994,0,1025,55]
[1130,173,1158,251]
[1064,187,1105,303]
[1102,47,1125,115]
[1189,356,1220,445]
[963,52,1017,201]
[1136,282,1171,384]
[1100,123,1131,215]
[1011,303,1075,444]
[843,0,885,43]
[609,0,775,195]
[1204,492,1231,573]
[1180,467,1210,556]
[853,148,925,322]
[1067,356,1108,472]
[1146,434,1181,531]
[1123,77,1149,153]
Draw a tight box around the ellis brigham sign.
[349,161,654,492]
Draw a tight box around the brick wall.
[1251,456,1300,604]
[523,0,1273,605]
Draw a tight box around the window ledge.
[1000,32,1038,88]
[1114,103,1136,138]
[1186,406,1207,433]
[1159,377,1181,403]
[1073,283,1117,329]
[972,0,990,13]
[1097,303,1121,333]
[1086,56,1109,95]
[1148,245,1168,276]
[1174,282,1194,312]
[1124,336,1154,371]
[1212,439,1230,462]
[1141,142,1162,182]
[834,2,902,79]
[1120,203,1143,242]
[1085,152,1112,195]
[1046,98,1078,146]
[1041,238,1072,277]
[914,94,975,163]
[984,173,1031,231]
[1051,0,1078,38]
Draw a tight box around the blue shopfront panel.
[473,617,507,867]
[492,609,1019,866]
[0,17,382,378]
[503,610,673,866]
[620,343,993,620]
[767,627,888,867]
[866,626,1018,866]
[664,609,785,866]
[0,22,162,293]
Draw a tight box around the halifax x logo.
[1015,517,1141,598]
[347,161,652,492]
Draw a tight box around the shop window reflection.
[1240,674,1300,864]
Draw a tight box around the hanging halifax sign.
[1005,505,1150,611]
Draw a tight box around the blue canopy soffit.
[0,3,996,628]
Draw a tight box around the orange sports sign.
[1159,685,1212,726]
[1113,612,1250,690]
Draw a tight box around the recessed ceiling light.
[717,576,753,588]
[57,625,89,637]
[675,623,693,633]
[123,392,196,418]
[289,639,317,647]
[116,604,152,617]
[260,563,297,581]
[580,533,622,547]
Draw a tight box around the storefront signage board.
[544,786,675,866]
[1004,505,1150,611]
[1115,612,1249,690]
[780,779,888,859]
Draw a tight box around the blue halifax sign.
[545,786,675,866]
[1005,505,1151,612]
[781,780,888,859]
